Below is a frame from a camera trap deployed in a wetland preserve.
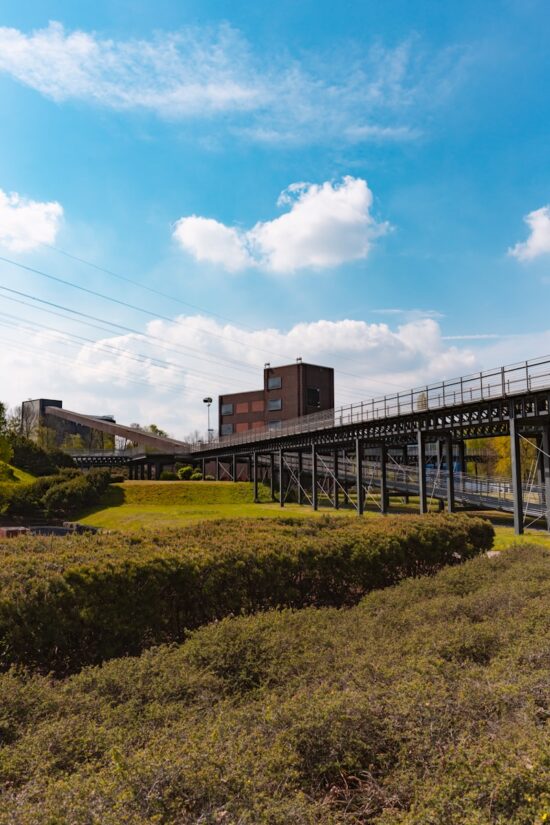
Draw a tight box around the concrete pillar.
[279,448,284,507]
[445,435,455,513]
[541,426,550,532]
[510,415,524,535]
[147,463,152,480]
[333,449,339,509]
[253,452,259,503]
[311,444,318,511]
[417,430,427,514]
[355,437,363,516]
[380,444,388,514]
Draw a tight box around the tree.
[147,424,169,438]
[0,435,13,464]
[0,401,7,435]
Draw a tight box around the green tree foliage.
[0,545,546,823]
[7,435,75,476]
[0,435,13,465]
[0,514,492,674]
[468,435,537,480]
[177,465,194,480]
[0,400,7,434]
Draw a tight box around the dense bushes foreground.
[0,545,547,824]
[0,514,492,673]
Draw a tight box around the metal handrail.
[192,354,550,453]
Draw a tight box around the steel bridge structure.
[47,355,550,534]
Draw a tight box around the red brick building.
[218,360,334,437]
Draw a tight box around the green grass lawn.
[78,480,360,528]
[77,479,550,549]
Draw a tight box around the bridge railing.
[192,354,550,453]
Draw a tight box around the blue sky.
[0,1,550,435]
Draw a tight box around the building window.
[221,423,234,436]
[307,387,320,407]
[268,420,282,430]
[251,399,264,412]
[267,376,282,390]
[221,403,233,416]
[267,398,282,412]
[236,402,249,414]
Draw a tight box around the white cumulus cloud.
[509,205,550,261]
[173,177,389,274]
[0,188,63,251]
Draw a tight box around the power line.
[0,310,250,388]
[0,252,397,394]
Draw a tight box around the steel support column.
[201,458,206,480]
[333,449,339,509]
[215,458,220,481]
[279,448,284,507]
[417,430,427,514]
[147,463,152,480]
[253,452,259,503]
[311,444,318,511]
[232,454,237,482]
[510,415,524,535]
[542,425,550,532]
[380,444,388,514]
[297,451,303,505]
[270,453,275,501]
[355,437,363,516]
[445,435,455,513]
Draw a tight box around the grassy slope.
[77,479,550,550]
[78,480,360,528]
[0,544,548,824]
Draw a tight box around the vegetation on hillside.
[0,544,547,824]
[0,468,111,521]
[0,514,492,674]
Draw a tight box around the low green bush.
[0,514,493,674]
[0,462,15,482]
[204,473,215,480]
[0,544,546,824]
[159,470,179,481]
[177,465,194,480]
[190,470,203,480]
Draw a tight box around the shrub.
[204,474,215,480]
[0,461,15,482]
[0,545,546,824]
[177,465,194,480]
[8,436,74,476]
[108,474,125,484]
[190,471,203,480]
[0,514,493,674]
[2,470,110,520]
[159,471,179,481]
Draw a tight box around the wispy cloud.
[173,177,389,274]
[509,205,550,261]
[0,188,63,251]
[0,22,465,145]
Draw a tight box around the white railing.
[192,354,550,453]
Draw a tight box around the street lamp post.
[203,397,213,442]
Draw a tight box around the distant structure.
[21,399,116,449]
[218,360,334,437]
